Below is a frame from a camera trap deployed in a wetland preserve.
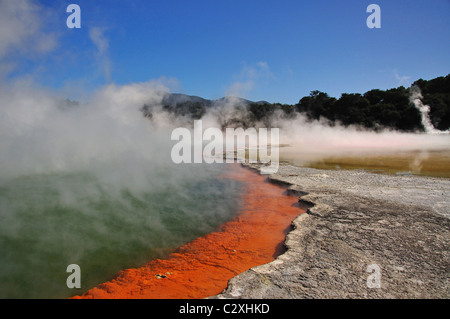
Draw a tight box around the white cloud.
[225,61,274,97]
[225,81,254,97]
[394,69,411,86]
[0,0,56,60]
[89,27,112,82]
[89,27,109,56]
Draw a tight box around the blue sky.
[2,0,450,104]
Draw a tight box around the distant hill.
[152,94,255,120]
[162,93,213,107]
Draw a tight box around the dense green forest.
[149,74,450,132]
[290,74,450,132]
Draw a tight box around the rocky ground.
[213,163,450,299]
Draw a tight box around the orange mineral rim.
[72,164,305,299]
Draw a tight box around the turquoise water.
[0,164,243,299]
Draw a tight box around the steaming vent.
[410,85,450,135]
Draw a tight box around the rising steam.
[409,85,450,135]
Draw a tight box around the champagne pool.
[0,163,243,299]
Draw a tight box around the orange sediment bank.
[72,164,305,299]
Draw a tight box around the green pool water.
[0,163,243,299]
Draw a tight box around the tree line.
[289,74,450,132]
[157,74,450,132]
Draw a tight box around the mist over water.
[0,80,244,298]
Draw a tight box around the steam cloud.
[409,85,450,135]
[0,80,170,182]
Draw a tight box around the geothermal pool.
[0,164,243,299]
[280,149,450,178]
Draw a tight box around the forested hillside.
[146,74,450,132]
